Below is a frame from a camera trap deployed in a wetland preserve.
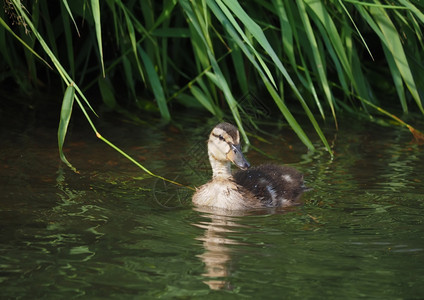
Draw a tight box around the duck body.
[233,164,307,207]
[192,178,260,210]
[192,122,309,210]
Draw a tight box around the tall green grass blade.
[296,0,337,127]
[338,0,374,60]
[140,0,158,63]
[152,0,178,31]
[10,0,97,117]
[229,42,249,94]
[5,0,423,158]
[39,1,59,58]
[0,16,52,69]
[217,0,332,152]
[315,20,350,95]
[206,1,266,83]
[118,0,146,83]
[368,4,424,113]
[398,0,424,23]
[343,0,408,9]
[58,84,77,172]
[122,55,137,100]
[61,1,75,78]
[298,49,325,120]
[350,45,375,109]
[191,84,218,115]
[208,1,308,147]
[217,0,302,102]
[158,19,170,82]
[382,44,407,112]
[98,78,117,109]
[187,22,210,77]
[304,0,351,96]
[186,2,219,105]
[105,0,120,46]
[305,0,351,78]
[341,19,375,108]
[179,0,247,142]
[275,2,325,119]
[217,0,277,88]
[406,13,424,48]
[62,0,81,37]
[0,18,12,69]
[4,0,191,188]
[90,0,105,77]
[138,46,171,122]
[196,77,214,104]
[263,81,315,151]
[23,2,38,86]
[272,0,295,66]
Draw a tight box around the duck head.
[208,122,250,170]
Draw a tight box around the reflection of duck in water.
[195,212,242,290]
[195,208,256,290]
[193,122,310,210]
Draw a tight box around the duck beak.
[228,144,250,170]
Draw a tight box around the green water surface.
[1,111,423,299]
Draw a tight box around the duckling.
[192,122,309,210]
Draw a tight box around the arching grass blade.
[58,84,77,172]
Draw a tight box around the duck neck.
[208,153,232,179]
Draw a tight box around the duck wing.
[233,164,309,207]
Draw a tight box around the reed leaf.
[138,46,171,122]
[179,0,247,143]
[118,1,146,83]
[273,1,325,119]
[98,78,117,109]
[62,0,81,37]
[58,84,77,172]
[211,0,332,152]
[38,1,59,61]
[229,42,249,94]
[398,0,424,23]
[152,0,179,30]
[60,1,75,78]
[122,55,137,100]
[304,0,351,94]
[90,0,105,77]
[216,0,277,88]
[368,3,424,114]
[296,0,337,128]
[2,0,190,189]
[190,84,218,115]
[0,16,51,69]
[9,0,97,117]
[382,44,407,112]
[2,0,424,159]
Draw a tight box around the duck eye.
[218,135,225,141]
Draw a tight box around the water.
[1,105,424,299]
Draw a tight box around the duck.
[192,122,309,210]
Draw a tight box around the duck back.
[233,164,308,207]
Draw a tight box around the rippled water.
[1,106,424,298]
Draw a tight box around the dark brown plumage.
[233,164,309,207]
[214,122,240,143]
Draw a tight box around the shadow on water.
[1,99,424,298]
